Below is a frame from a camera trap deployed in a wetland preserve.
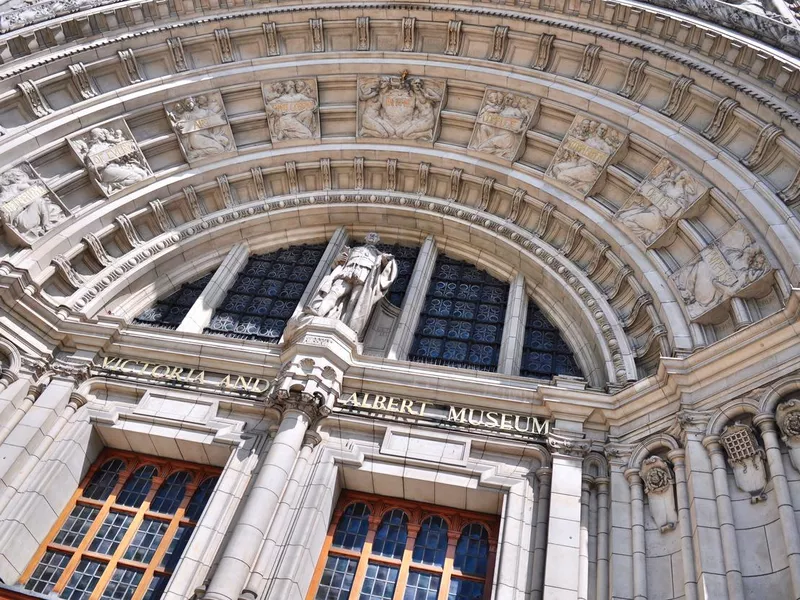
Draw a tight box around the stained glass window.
[520,304,582,380]
[376,243,420,307]
[23,451,219,600]
[410,255,508,371]
[454,524,490,577]
[133,272,214,329]
[205,244,325,343]
[332,502,371,551]
[412,516,448,566]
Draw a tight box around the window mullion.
[435,530,460,600]
[347,519,379,600]
[482,538,498,600]
[390,523,419,600]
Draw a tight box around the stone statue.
[546,116,625,196]
[304,233,398,337]
[777,399,800,472]
[720,422,768,503]
[468,89,538,161]
[69,121,151,196]
[616,158,707,247]
[263,79,320,141]
[357,74,445,142]
[671,222,771,320]
[0,163,67,244]
[640,456,678,533]
[166,92,235,162]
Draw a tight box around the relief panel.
[262,78,320,143]
[165,91,236,164]
[0,162,69,246]
[468,88,539,162]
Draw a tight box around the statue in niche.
[468,89,538,161]
[640,456,678,533]
[303,233,398,338]
[616,158,705,247]
[166,93,235,162]
[357,74,445,142]
[263,79,319,141]
[0,163,68,244]
[720,422,768,503]
[69,122,151,196]
[776,399,800,472]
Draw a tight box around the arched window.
[116,464,158,508]
[82,458,125,501]
[309,493,497,600]
[23,451,220,600]
[412,516,448,566]
[520,304,582,380]
[372,509,408,559]
[410,255,509,371]
[133,272,214,329]
[150,471,192,514]
[332,502,371,550]
[206,244,326,342]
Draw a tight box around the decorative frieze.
[357,75,446,143]
[670,221,772,321]
[640,456,678,532]
[545,115,627,197]
[214,28,234,63]
[615,157,708,248]
[741,123,783,171]
[68,120,152,197]
[262,79,320,143]
[445,20,462,55]
[0,162,68,246]
[401,17,415,51]
[489,25,509,61]
[468,89,539,161]
[68,63,97,99]
[356,17,369,51]
[702,97,739,142]
[660,75,693,117]
[18,80,51,118]
[720,422,767,502]
[532,33,555,70]
[575,44,601,83]
[165,92,236,163]
[166,37,188,72]
[263,22,280,56]
[310,18,324,52]
[117,49,143,84]
[618,58,648,98]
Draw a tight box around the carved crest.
[357,75,446,143]
[165,91,236,163]
[468,89,539,162]
[640,456,677,533]
[720,422,767,503]
[777,399,800,473]
[262,79,320,143]
[0,162,69,246]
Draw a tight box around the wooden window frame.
[21,449,220,600]
[307,491,499,600]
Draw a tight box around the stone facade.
[0,0,798,599]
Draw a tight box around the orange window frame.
[307,490,499,600]
[21,448,221,600]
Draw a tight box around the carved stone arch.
[628,433,681,469]
[706,398,761,436]
[757,376,800,415]
[0,337,21,377]
[583,452,609,478]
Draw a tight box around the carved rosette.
[165,91,236,163]
[0,162,70,247]
[720,422,768,503]
[776,399,800,472]
[262,79,320,143]
[670,221,773,322]
[468,88,539,162]
[640,456,678,532]
[356,75,446,143]
[545,115,627,198]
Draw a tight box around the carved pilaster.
[263,22,280,56]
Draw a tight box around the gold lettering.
[485,412,499,427]
[219,374,233,389]
[500,413,514,430]
[417,402,428,418]
[102,356,122,369]
[387,397,400,412]
[151,364,170,378]
[468,408,483,426]
[372,395,387,410]
[234,376,250,390]
[140,363,152,376]
[400,399,417,415]
[361,393,373,409]
[1,184,47,215]
[514,415,531,433]
[194,370,206,384]
[448,406,468,423]
[344,392,360,406]
[531,418,549,435]
[117,360,132,373]
[168,367,184,380]
[250,378,268,393]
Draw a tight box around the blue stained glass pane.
[134,273,213,330]
[412,516,448,566]
[332,502,371,551]
[410,255,508,372]
[315,556,357,600]
[447,578,484,600]
[83,458,125,501]
[454,524,490,577]
[186,476,218,521]
[403,571,441,600]
[372,509,408,559]
[117,465,157,508]
[520,304,583,380]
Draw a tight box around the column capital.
[594,476,610,489]
[582,474,595,489]
[701,434,723,454]
[666,448,686,464]
[535,466,552,483]
[624,468,643,486]
[753,412,778,433]
[68,391,88,410]
[547,432,591,458]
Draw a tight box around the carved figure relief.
[545,116,626,197]
[468,89,539,161]
[777,399,800,472]
[299,232,398,338]
[165,92,236,163]
[262,79,320,142]
[68,120,152,197]
[0,162,69,246]
[640,456,678,532]
[671,221,772,321]
[720,422,768,502]
[357,74,446,143]
[615,157,708,248]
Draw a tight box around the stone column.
[754,414,800,599]
[290,226,349,321]
[0,378,41,447]
[542,434,589,600]
[0,369,17,393]
[495,476,534,600]
[578,476,592,600]
[529,467,551,600]
[387,234,437,360]
[703,435,745,600]
[667,449,699,600]
[202,403,318,600]
[0,374,28,421]
[594,476,610,600]
[498,273,527,376]
[177,242,249,333]
[624,469,647,600]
